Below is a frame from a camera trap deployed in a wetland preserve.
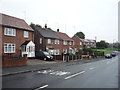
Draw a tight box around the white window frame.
[40,38,42,44]
[63,41,67,45]
[24,31,29,38]
[80,42,82,45]
[73,41,74,45]
[4,27,16,36]
[4,43,15,53]
[48,39,51,44]
[63,49,67,54]
[55,40,59,44]
[54,49,59,55]
[69,41,72,45]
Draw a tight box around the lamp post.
[113,39,116,50]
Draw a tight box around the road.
[3,55,118,89]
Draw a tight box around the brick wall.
[72,36,83,51]
[2,54,27,67]
[2,26,34,56]
[0,26,2,67]
[0,26,2,55]
[46,39,63,55]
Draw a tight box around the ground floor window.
[4,43,15,53]
[48,49,60,55]
[54,49,59,55]
[63,49,67,54]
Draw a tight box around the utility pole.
[95,36,97,41]
[113,39,116,50]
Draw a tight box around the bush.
[76,49,82,55]
[83,48,94,55]
[94,51,104,56]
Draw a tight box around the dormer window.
[4,27,16,36]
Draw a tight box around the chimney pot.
[45,24,47,28]
[57,29,59,32]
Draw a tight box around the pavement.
[2,57,104,76]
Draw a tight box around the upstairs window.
[63,41,67,45]
[48,39,51,44]
[40,38,42,44]
[73,41,74,45]
[4,43,15,53]
[55,40,59,44]
[80,42,82,45]
[69,41,72,45]
[4,27,16,36]
[24,31,29,38]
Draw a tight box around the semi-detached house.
[55,29,75,55]
[0,13,35,67]
[33,25,75,57]
[33,25,63,55]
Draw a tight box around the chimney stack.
[57,29,59,32]
[45,24,47,28]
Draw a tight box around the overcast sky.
[1,0,119,43]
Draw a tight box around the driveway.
[27,59,61,65]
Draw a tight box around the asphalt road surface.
[3,55,119,89]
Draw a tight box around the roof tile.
[0,13,33,31]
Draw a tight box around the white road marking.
[37,70,54,74]
[89,67,95,70]
[35,85,48,90]
[50,71,70,76]
[38,70,70,76]
[65,71,85,80]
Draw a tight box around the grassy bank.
[92,48,113,55]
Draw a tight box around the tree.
[74,32,85,39]
[96,40,109,49]
[30,23,42,29]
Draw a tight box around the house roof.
[21,40,31,46]
[33,26,62,40]
[73,35,95,43]
[55,31,73,41]
[82,39,95,43]
[0,13,33,31]
[73,35,83,41]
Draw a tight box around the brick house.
[33,26,64,56]
[72,35,96,52]
[82,39,96,48]
[0,13,35,67]
[72,35,83,52]
[55,29,75,55]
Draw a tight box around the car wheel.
[44,58,47,61]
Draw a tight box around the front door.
[27,46,35,57]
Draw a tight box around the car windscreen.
[43,52,49,56]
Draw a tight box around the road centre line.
[35,85,48,90]
[89,67,95,70]
[65,71,85,80]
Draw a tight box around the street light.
[113,39,116,50]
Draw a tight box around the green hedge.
[94,51,104,56]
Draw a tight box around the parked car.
[105,54,112,58]
[35,51,53,60]
[111,53,116,57]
